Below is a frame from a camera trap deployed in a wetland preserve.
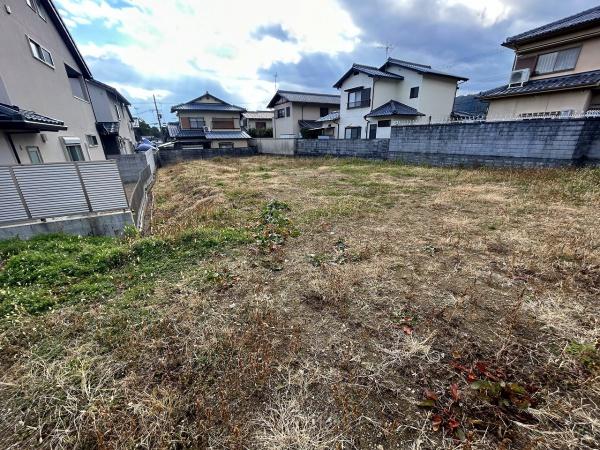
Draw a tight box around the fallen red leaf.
[424,389,438,401]
[402,324,413,335]
[447,417,460,430]
[450,360,470,373]
[467,372,477,382]
[450,383,461,401]
[431,414,443,432]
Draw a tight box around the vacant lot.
[1,156,599,449]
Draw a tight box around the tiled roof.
[317,111,340,122]
[171,92,245,113]
[298,120,321,129]
[267,90,340,108]
[0,102,66,130]
[172,103,245,112]
[365,100,424,118]
[503,6,600,48]
[381,58,468,81]
[205,130,250,139]
[97,122,119,135]
[243,111,274,120]
[333,63,404,88]
[175,129,206,138]
[480,69,600,99]
[166,122,180,138]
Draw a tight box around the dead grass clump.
[303,265,358,310]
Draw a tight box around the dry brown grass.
[1,156,599,449]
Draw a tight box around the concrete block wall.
[108,153,149,183]
[389,118,600,167]
[158,147,257,165]
[252,138,296,156]
[296,139,389,159]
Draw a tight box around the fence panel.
[13,164,89,218]
[0,167,29,223]
[79,162,128,212]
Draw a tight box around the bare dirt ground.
[1,156,599,449]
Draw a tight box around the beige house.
[170,92,250,149]
[481,6,600,118]
[313,111,340,138]
[334,59,467,139]
[266,90,340,138]
[0,0,105,165]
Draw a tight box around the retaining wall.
[158,147,257,165]
[389,118,600,167]
[108,151,152,183]
[296,139,389,159]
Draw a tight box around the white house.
[333,58,468,139]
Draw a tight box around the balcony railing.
[347,99,370,109]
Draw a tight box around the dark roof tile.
[0,103,66,130]
[365,100,424,118]
[381,58,468,81]
[333,63,403,88]
[267,90,340,108]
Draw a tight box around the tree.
[136,119,161,140]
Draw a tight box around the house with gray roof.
[241,111,273,137]
[481,6,600,119]
[0,0,106,164]
[266,90,340,138]
[333,59,467,139]
[169,92,250,149]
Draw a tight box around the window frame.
[378,120,391,128]
[189,117,206,129]
[368,123,377,139]
[218,142,234,149]
[28,36,54,68]
[276,108,285,119]
[86,134,99,147]
[410,86,420,99]
[65,64,89,101]
[344,126,361,140]
[65,144,85,162]
[114,104,121,120]
[255,121,266,129]
[320,107,329,117]
[286,106,291,117]
[212,118,235,129]
[534,46,581,75]
[26,146,43,164]
[347,88,371,109]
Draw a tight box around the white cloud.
[107,82,172,102]
[56,0,361,109]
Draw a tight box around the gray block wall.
[389,118,600,167]
[158,147,258,165]
[296,139,389,159]
[108,153,149,183]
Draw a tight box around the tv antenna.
[274,72,278,92]
[377,42,395,59]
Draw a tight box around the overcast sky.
[56,0,598,125]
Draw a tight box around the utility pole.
[153,94,163,138]
[274,72,278,92]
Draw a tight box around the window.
[219,142,234,148]
[212,119,235,129]
[410,86,419,99]
[286,106,291,117]
[378,120,391,127]
[26,0,46,20]
[320,107,329,117]
[347,88,371,109]
[29,37,54,67]
[86,135,98,146]
[344,126,361,139]
[189,117,206,128]
[114,104,121,120]
[26,146,43,164]
[255,121,266,129]
[66,144,85,161]
[535,47,580,74]
[65,64,88,100]
[276,108,285,118]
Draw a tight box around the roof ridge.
[277,89,339,97]
[387,58,431,69]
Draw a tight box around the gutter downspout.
[6,133,22,164]
[367,78,377,138]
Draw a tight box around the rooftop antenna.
[274,72,278,92]
[377,42,395,59]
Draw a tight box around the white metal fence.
[0,160,129,226]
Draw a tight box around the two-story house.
[0,0,105,165]
[334,59,468,139]
[266,90,340,138]
[481,6,600,118]
[170,92,250,149]
[87,79,137,155]
[241,111,274,132]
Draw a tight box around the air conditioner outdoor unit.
[508,69,530,88]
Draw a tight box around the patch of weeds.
[255,200,299,252]
[566,341,599,374]
[306,239,360,267]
